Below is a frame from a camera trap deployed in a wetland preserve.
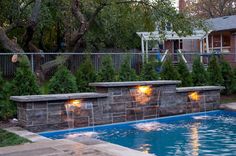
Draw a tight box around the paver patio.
[0,128,154,156]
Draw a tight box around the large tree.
[0,0,194,79]
[185,0,236,19]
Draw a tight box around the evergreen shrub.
[220,60,234,95]
[192,57,208,86]
[97,55,116,82]
[232,67,236,93]
[207,56,223,85]
[177,58,192,87]
[119,55,138,81]
[0,81,15,120]
[48,65,77,94]
[11,60,40,96]
[140,58,159,81]
[76,56,96,92]
[160,58,180,80]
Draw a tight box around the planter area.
[10,81,224,132]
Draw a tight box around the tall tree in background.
[0,0,194,79]
[185,0,236,19]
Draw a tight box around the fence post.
[31,54,34,72]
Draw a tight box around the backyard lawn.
[0,129,30,147]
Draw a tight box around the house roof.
[205,15,236,31]
[137,30,207,41]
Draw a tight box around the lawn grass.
[221,93,236,104]
[0,129,30,147]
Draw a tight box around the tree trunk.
[0,27,30,64]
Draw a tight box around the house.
[164,15,236,65]
[137,4,236,66]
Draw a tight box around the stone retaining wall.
[11,81,224,132]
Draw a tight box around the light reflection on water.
[192,115,211,120]
[190,123,200,156]
[133,122,172,132]
[66,131,99,139]
[99,115,236,155]
[43,112,236,156]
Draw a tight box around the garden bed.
[221,93,236,104]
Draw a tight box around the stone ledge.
[89,80,181,87]
[10,93,109,102]
[220,103,236,111]
[176,86,225,93]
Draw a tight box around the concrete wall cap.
[176,86,225,92]
[10,93,108,102]
[89,80,181,87]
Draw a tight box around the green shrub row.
[48,55,236,94]
[1,55,236,120]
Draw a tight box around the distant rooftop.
[206,15,236,31]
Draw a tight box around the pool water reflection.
[40,111,236,156]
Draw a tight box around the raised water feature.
[10,81,224,132]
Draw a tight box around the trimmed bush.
[119,55,138,81]
[192,57,208,86]
[0,82,15,120]
[160,58,180,80]
[177,58,192,87]
[76,56,96,92]
[0,72,3,87]
[1,59,41,119]
[207,56,223,85]
[220,60,234,95]
[233,68,236,93]
[11,60,40,96]
[140,59,159,81]
[48,65,77,94]
[97,55,116,82]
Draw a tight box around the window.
[213,33,221,48]
[222,32,231,47]
[166,23,172,31]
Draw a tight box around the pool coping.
[4,127,154,156]
[10,92,109,102]
[89,80,181,87]
[5,109,235,156]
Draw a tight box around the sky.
[173,0,178,8]
[169,0,179,9]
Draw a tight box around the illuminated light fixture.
[130,85,153,105]
[137,86,153,96]
[65,99,81,108]
[188,92,200,101]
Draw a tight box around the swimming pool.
[40,110,236,156]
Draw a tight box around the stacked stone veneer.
[11,81,224,132]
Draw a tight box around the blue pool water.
[40,110,236,156]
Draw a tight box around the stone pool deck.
[1,127,154,156]
[220,103,236,111]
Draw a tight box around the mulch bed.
[0,120,18,129]
[221,93,236,104]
